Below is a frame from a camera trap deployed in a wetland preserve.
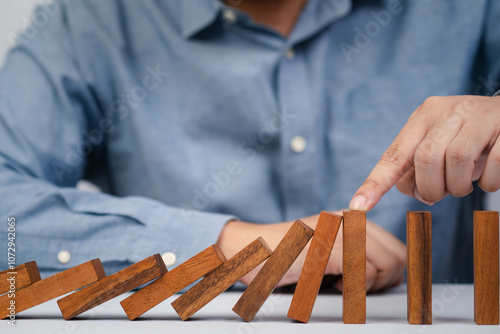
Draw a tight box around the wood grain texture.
[0,259,105,319]
[474,210,499,325]
[287,212,341,323]
[407,211,432,325]
[58,254,167,320]
[0,261,41,295]
[343,210,366,324]
[233,220,314,322]
[172,238,272,321]
[121,245,226,320]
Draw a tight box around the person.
[0,0,498,292]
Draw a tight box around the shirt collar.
[179,0,352,41]
[289,0,352,45]
[180,0,220,39]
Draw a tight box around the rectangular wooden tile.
[172,237,272,321]
[474,210,499,325]
[58,254,167,319]
[0,261,41,295]
[407,211,432,325]
[343,210,366,324]
[288,212,341,323]
[0,259,105,319]
[233,220,314,322]
[121,245,226,320]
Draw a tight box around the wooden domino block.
[407,211,432,325]
[0,259,105,319]
[233,220,314,322]
[172,237,272,321]
[288,212,341,323]
[0,261,41,295]
[343,210,366,324]
[58,254,167,319]
[121,245,226,320]
[474,210,499,325]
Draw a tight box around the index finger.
[349,112,429,211]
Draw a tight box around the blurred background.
[1,0,499,210]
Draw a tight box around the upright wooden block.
[121,245,226,320]
[233,220,314,322]
[0,261,41,295]
[343,210,366,324]
[407,211,432,325]
[172,238,272,321]
[0,259,105,319]
[474,210,499,325]
[58,254,167,320]
[288,212,342,323]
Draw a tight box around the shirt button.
[162,252,177,267]
[285,48,295,60]
[290,136,307,153]
[222,9,237,24]
[57,250,71,264]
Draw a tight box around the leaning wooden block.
[233,220,314,322]
[407,211,432,325]
[58,254,167,320]
[288,212,341,323]
[172,237,272,321]
[0,259,105,319]
[474,210,499,325]
[343,210,366,324]
[121,245,226,320]
[0,261,41,295]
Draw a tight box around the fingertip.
[413,187,435,206]
[349,194,368,211]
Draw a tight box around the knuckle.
[362,178,381,191]
[421,96,441,109]
[414,144,440,167]
[446,145,472,165]
[380,145,407,169]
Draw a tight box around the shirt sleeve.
[0,4,235,276]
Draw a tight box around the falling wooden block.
[121,245,226,320]
[233,220,314,322]
[474,210,499,325]
[0,261,41,295]
[0,259,105,319]
[407,211,432,325]
[58,254,167,319]
[172,237,272,321]
[288,211,342,323]
[343,210,366,324]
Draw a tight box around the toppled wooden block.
[0,259,105,319]
[121,245,226,320]
[288,212,341,323]
[172,238,272,321]
[0,261,41,295]
[58,254,166,320]
[233,220,314,322]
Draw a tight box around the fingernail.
[413,188,434,206]
[349,195,367,210]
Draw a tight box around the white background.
[0,0,499,209]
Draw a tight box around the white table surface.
[3,284,499,333]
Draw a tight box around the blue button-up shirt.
[0,0,498,283]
